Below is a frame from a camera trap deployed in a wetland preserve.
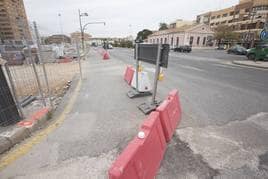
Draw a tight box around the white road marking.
[213,63,242,69]
[179,65,205,72]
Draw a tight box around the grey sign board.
[135,44,170,68]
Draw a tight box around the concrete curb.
[232,61,268,69]
[0,109,50,155]
[0,136,12,154]
[0,75,81,155]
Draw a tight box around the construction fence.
[0,22,83,127]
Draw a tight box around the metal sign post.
[75,41,83,79]
[127,43,152,98]
[135,43,139,91]
[151,44,161,104]
[138,44,162,114]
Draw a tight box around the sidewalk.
[0,49,154,178]
[233,60,268,69]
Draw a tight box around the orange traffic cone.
[103,51,110,60]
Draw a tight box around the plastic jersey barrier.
[108,112,166,179]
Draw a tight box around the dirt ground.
[7,62,79,98]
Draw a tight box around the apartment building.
[196,0,268,41]
[0,0,31,43]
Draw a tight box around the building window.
[210,23,215,26]
[160,38,163,44]
[221,21,226,24]
[211,16,215,20]
[228,20,233,23]
[171,37,173,46]
[164,38,167,44]
[260,22,264,29]
[197,37,200,45]
[153,39,155,44]
[235,10,239,15]
[230,11,234,16]
[217,15,221,18]
[176,37,179,46]
[241,24,246,30]
[157,38,159,43]
[245,8,250,13]
[222,13,228,17]
[203,37,206,46]
[190,36,194,46]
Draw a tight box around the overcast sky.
[24,0,239,38]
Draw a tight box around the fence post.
[3,64,25,119]
[33,21,53,108]
[26,42,46,107]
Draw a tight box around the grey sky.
[24,0,239,38]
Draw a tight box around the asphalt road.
[109,48,268,127]
[1,48,267,178]
[109,48,268,178]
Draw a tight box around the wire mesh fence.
[0,23,83,127]
[0,49,81,127]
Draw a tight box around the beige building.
[0,0,31,42]
[70,31,92,44]
[44,35,71,44]
[169,19,195,28]
[196,0,268,42]
[148,23,214,48]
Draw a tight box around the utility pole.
[78,9,105,53]
[78,9,84,51]
[58,13,65,44]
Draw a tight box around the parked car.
[215,44,225,50]
[227,45,247,55]
[247,42,268,61]
[103,43,113,49]
[174,45,192,53]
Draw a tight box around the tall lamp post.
[78,9,105,52]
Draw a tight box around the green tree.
[214,25,239,45]
[136,29,153,41]
[159,23,168,31]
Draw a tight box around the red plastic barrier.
[167,90,181,117]
[103,51,110,60]
[17,108,49,127]
[124,66,134,85]
[30,108,49,121]
[109,112,166,179]
[156,89,181,142]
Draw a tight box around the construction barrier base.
[127,89,152,99]
[138,101,161,115]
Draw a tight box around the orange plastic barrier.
[108,112,166,179]
[156,89,181,142]
[103,51,110,60]
[124,66,135,85]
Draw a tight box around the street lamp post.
[78,9,105,52]
[78,9,88,51]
